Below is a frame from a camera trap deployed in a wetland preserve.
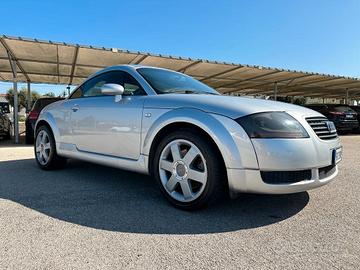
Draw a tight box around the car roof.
[87,65,181,81]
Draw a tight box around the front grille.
[306,117,338,140]
[319,164,336,179]
[261,170,312,184]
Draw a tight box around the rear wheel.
[25,124,34,144]
[35,125,67,170]
[153,129,226,210]
[4,124,12,140]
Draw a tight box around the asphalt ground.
[0,135,359,269]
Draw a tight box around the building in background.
[0,94,10,113]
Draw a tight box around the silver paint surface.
[36,65,341,196]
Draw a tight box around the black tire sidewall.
[25,128,34,144]
[153,129,224,210]
[34,125,58,170]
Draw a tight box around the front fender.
[141,108,258,170]
[35,112,61,144]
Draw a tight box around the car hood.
[144,94,321,119]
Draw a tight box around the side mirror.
[101,83,124,102]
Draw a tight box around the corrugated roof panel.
[0,43,7,58]
[0,71,27,82]
[6,39,57,62]
[0,59,11,72]
[59,65,72,76]
[58,45,77,64]
[139,56,193,70]
[20,61,58,75]
[206,78,238,88]
[0,35,359,98]
[185,62,234,77]
[76,47,137,67]
[74,65,102,78]
[27,74,62,84]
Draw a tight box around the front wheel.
[153,129,226,210]
[35,125,67,170]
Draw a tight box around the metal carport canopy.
[1,34,360,99]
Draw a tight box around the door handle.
[71,105,79,112]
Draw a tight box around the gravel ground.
[0,136,359,269]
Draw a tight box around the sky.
[0,0,359,95]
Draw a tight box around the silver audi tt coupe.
[34,65,342,209]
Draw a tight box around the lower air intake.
[261,170,312,184]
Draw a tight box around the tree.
[6,88,40,109]
[43,92,55,97]
[276,96,306,105]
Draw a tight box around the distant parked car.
[349,106,360,131]
[305,104,359,132]
[25,97,64,144]
[0,107,12,140]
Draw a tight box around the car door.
[68,70,146,160]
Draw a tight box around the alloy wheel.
[159,139,208,202]
[35,130,52,165]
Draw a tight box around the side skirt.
[57,142,149,174]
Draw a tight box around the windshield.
[137,67,219,95]
[328,105,355,113]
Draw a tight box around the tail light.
[28,111,39,120]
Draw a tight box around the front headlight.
[235,112,309,139]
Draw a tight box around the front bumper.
[212,112,341,197]
[227,165,338,197]
[334,119,359,130]
[225,112,341,197]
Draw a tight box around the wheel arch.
[143,108,245,176]
[35,112,60,144]
[148,121,227,178]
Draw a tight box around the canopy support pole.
[7,53,19,144]
[13,79,19,143]
[345,89,349,105]
[274,82,278,101]
[27,81,31,112]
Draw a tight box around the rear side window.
[70,71,146,99]
[329,106,355,113]
[32,98,62,111]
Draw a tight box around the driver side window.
[70,71,145,99]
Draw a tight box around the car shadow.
[0,158,309,234]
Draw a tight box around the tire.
[25,128,34,144]
[152,129,226,210]
[4,124,12,140]
[34,125,67,170]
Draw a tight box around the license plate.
[345,114,353,118]
[332,147,343,164]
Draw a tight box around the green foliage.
[6,88,41,109]
[276,96,306,105]
[292,97,306,105]
[43,92,55,97]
